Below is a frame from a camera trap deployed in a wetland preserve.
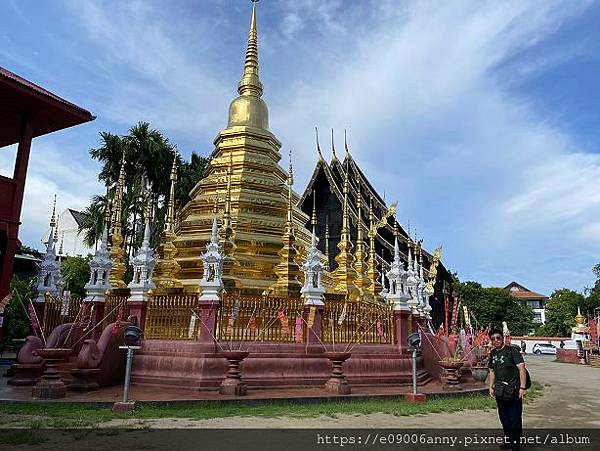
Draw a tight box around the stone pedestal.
[324,351,351,395]
[127,300,147,330]
[304,304,324,352]
[7,363,44,386]
[112,401,136,412]
[69,368,100,391]
[393,309,412,353]
[31,348,72,399]
[219,350,249,396]
[198,300,219,344]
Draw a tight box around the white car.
[532,343,557,355]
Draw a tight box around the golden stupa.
[172,2,312,295]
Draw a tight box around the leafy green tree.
[80,122,210,257]
[535,289,584,337]
[452,281,534,335]
[60,256,91,298]
[0,277,35,352]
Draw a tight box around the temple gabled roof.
[299,142,442,271]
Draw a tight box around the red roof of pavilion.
[0,66,94,147]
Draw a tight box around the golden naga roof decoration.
[109,154,127,288]
[425,246,442,295]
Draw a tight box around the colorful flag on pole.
[463,305,471,328]
[307,306,316,329]
[451,296,459,328]
[294,316,303,343]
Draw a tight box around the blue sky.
[1,0,600,296]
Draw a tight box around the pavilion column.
[0,113,33,302]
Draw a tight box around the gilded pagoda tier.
[174,126,313,294]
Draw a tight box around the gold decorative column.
[109,157,127,288]
[366,198,381,297]
[153,155,182,290]
[331,164,360,301]
[353,183,370,295]
[271,151,302,297]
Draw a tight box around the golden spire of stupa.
[366,196,381,296]
[109,154,127,288]
[271,150,302,297]
[238,0,262,97]
[228,0,268,129]
[353,181,370,294]
[331,160,360,300]
[153,153,182,290]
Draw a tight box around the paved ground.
[100,355,600,428]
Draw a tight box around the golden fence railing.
[144,294,200,340]
[101,293,130,330]
[41,293,83,335]
[216,295,305,342]
[322,299,394,344]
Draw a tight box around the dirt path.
[100,355,600,429]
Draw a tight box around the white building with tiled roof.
[505,281,548,325]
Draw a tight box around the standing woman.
[488,328,527,451]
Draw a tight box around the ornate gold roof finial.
[165,153,178,233]
[109,152,127,288]
[331,128,337,161]
[237,0,263,98]
[331,159,360,299]
[324,217,330,270]
[271,149,302,296]
[353,180,370,294]
[311,189,317,227]
[315,127,323,161]
[153,151,182,290]
[344,129,350,155]
[366,196,381,296]
[223,152,233,229]
[286,149,294,230]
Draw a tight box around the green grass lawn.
[0,381,543,429]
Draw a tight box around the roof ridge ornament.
[315,127,323,161]
[331,128,338,161]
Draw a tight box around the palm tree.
[78,194,108,250]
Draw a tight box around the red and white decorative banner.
[444,293,449,336]
[337,302,347,326]
[277,310,290,336]
[28,303,39,331]
[376,319,384,340]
